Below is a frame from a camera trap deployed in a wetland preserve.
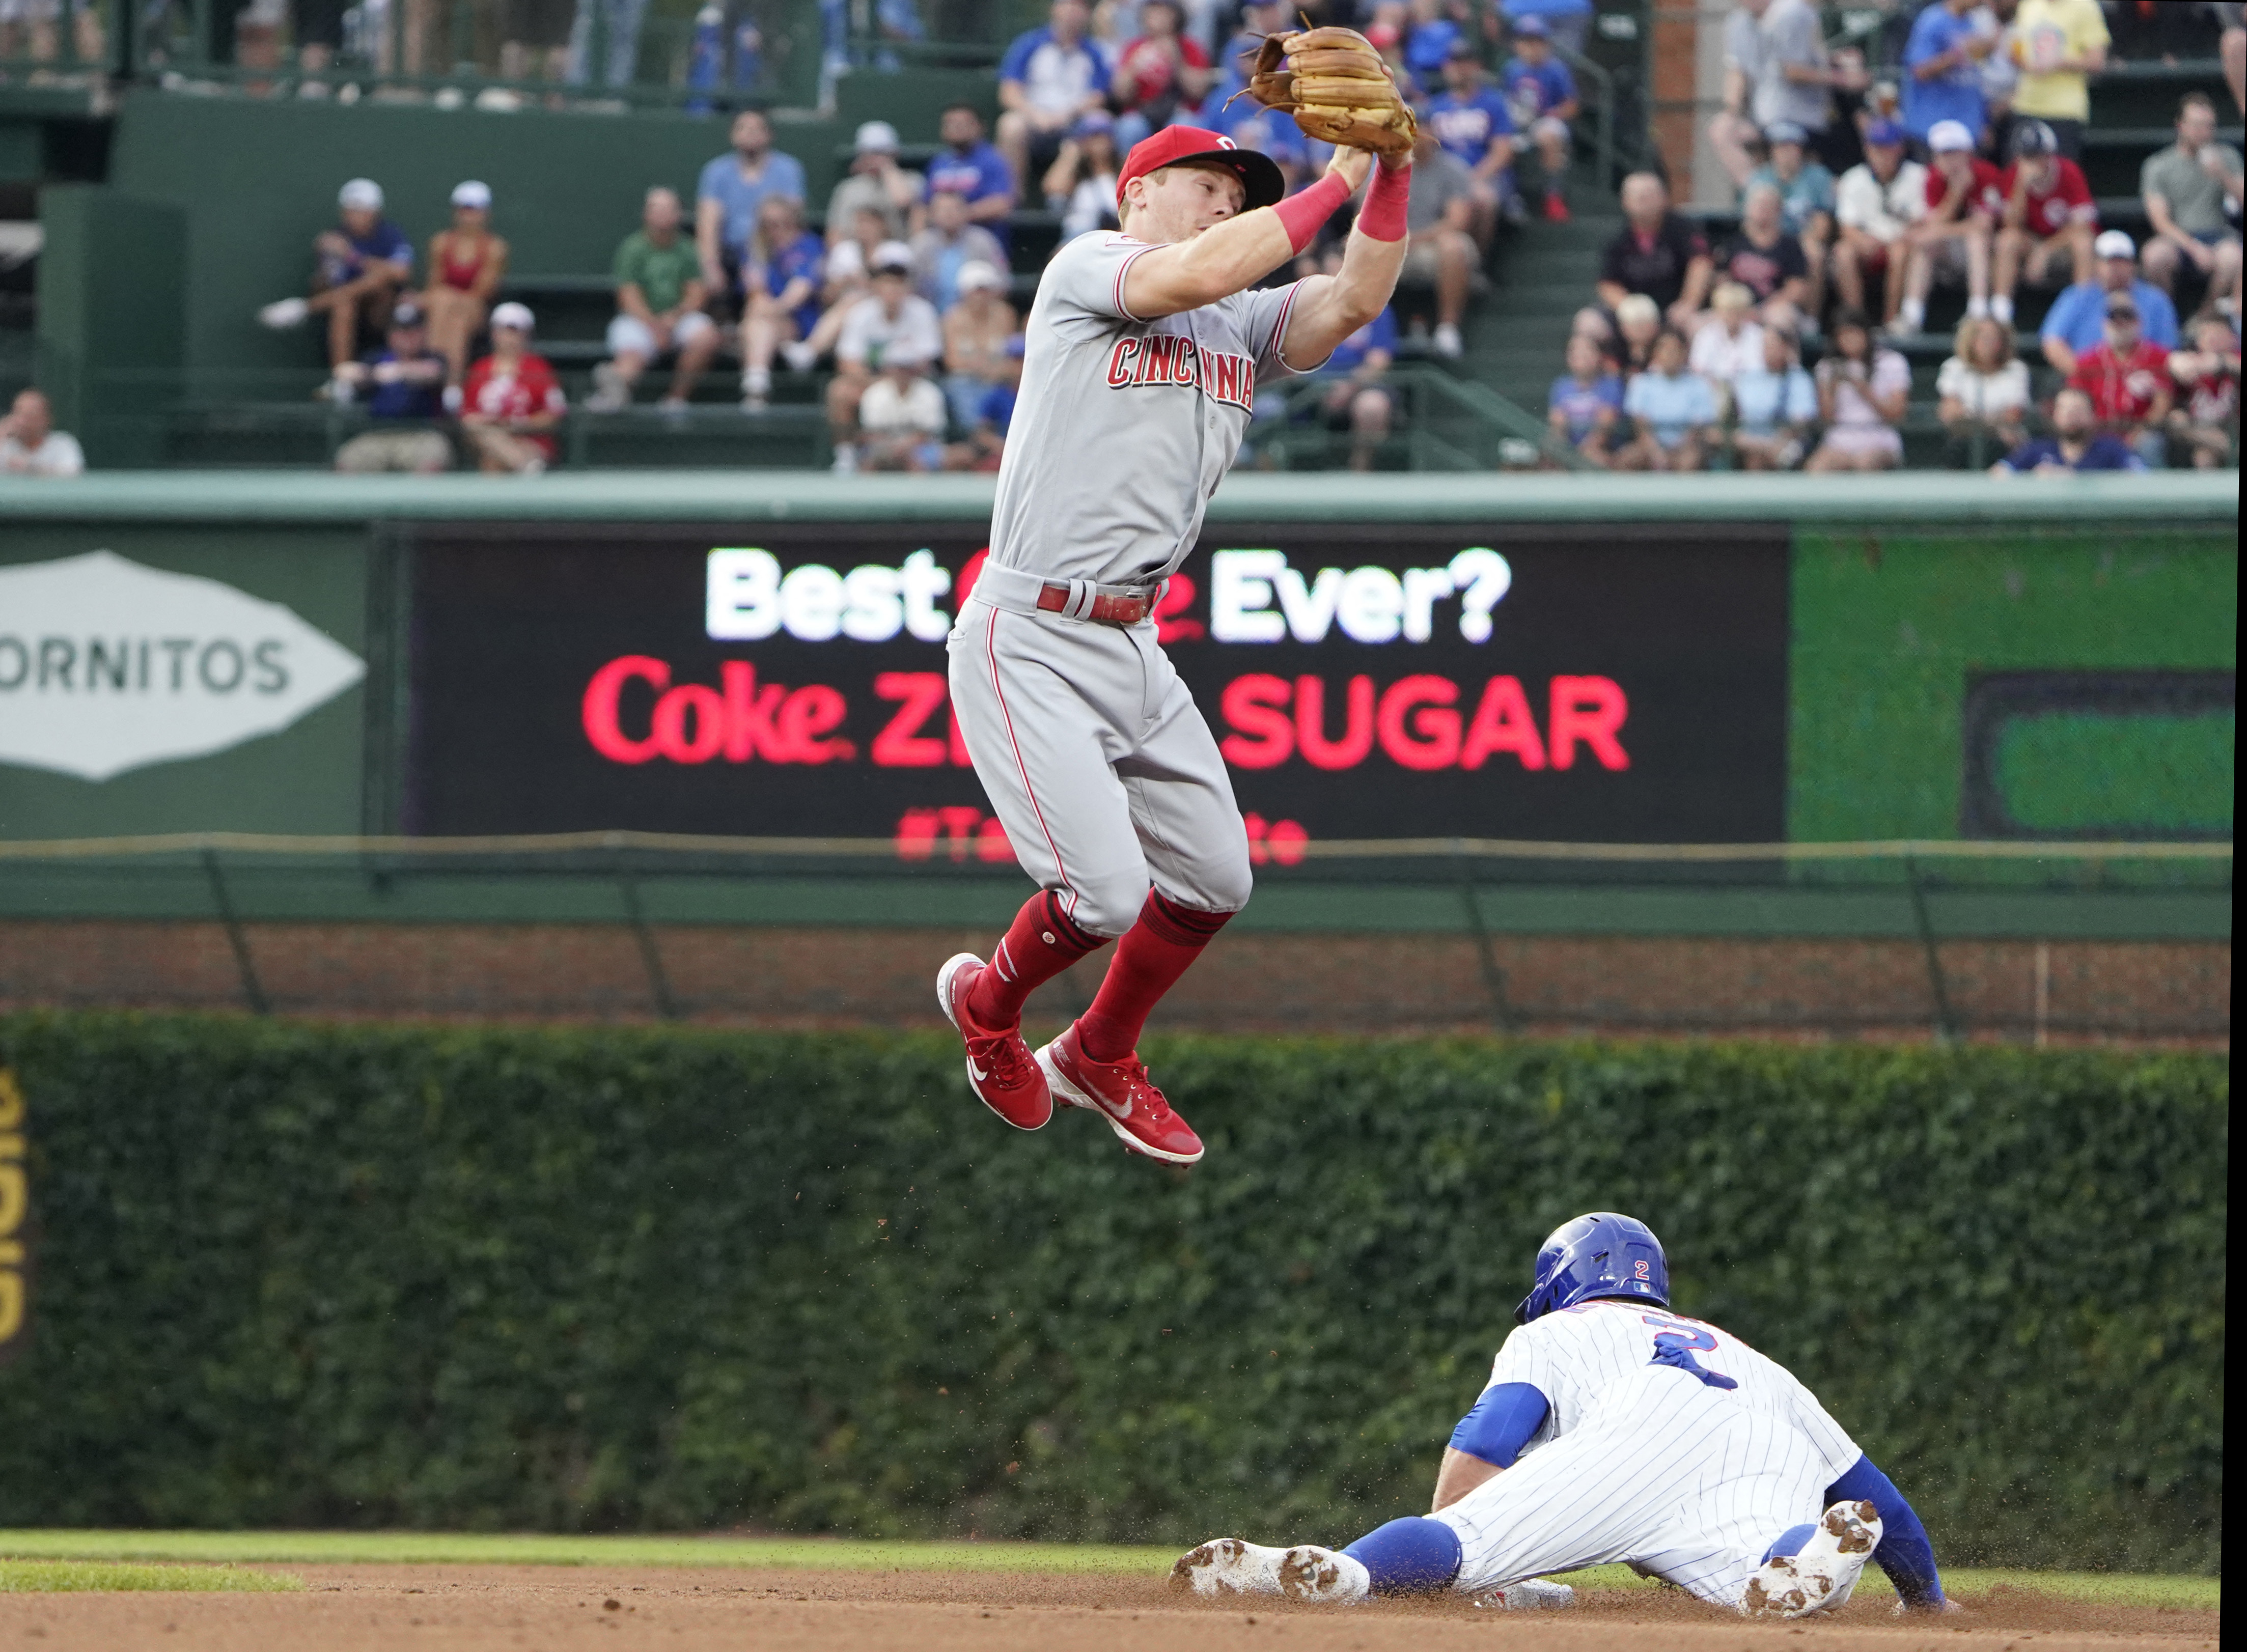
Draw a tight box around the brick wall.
[0,920,2227,1047]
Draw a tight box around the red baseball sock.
[967,889,1106,1029]
[1075,891,1234,1063]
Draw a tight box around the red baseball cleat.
[1036,1023,1204,1165]
[1542,191,1571,222]
[936,952,1052,1131]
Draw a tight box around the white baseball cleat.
[1472,1578,1577,1610]
[1740,1499,1883,1618]
[1171,1538,1370,1603]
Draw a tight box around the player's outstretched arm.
[1279,156,1414,370]
[1825,1453,1951,1611]
[1121,149,1377,320]
[1433,1381,1551,1511]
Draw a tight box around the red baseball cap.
[1116,125,1286,214]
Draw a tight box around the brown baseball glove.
[1236,25,1417,163]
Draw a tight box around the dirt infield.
[0,1564,2221,1652]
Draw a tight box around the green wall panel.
[0,526,370,838]
[1789,528,2238,843]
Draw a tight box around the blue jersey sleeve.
[1824,1454,1945,1607]
[1448,1381,1550,1468]
[998,25,1043,82]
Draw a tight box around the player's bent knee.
[1070,872,1155,939]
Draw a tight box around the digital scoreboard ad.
[402,523,1790,853]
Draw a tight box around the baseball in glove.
[1235,25,1417,163]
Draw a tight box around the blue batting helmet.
[1514,1213,1670,1325]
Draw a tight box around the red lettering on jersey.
[1106,338,1139,387]
[1211,352,1242,407]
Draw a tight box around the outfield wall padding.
[0,1012,2222,1571]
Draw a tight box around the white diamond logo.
[0,549,366,782]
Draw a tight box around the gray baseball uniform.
[946,230,1315,936]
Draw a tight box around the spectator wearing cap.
[739,194,828,410]
[1807,307,1908,470]
[1726,323,1818,470]
[1832,120,1927,328]
[590,186,720,413]
[460,303,565,474]
[2068,290,2173,464]
[331,300,451,473]
[1425,40,1517,244]
[2139,93,2244,316]
[0,388,84,478]
[421,181,509,391]
[1619,326,1718,471]
[1897,118,2000,333]
[856,347,950,472]
[1499,0,1591,58]
[2041,231,2179,375]
[1715,183,1812,326]
[1402,0,1477,97]
[1597,172,1713,332]
[1744,122,1834,315]
[1111,0,1212,146]
[1049,113,1125,239]
[1994,120,2096,324]
[1902,0,1993,149]
[2005,0,2106,159]
[927,103,1019,228]
[998,0,1111,195]
[1936,314,2031,465]
[1547,331,1625,465]
[696,111,809,304]
[827,242,944,473]
[2165,313,2240,470]
[941,261,1020,432]
[1404,126,1483,360]
[911,186,1010,314]
[826,122,928,248]
[1498,16,1578,222]
[259,179,415,376]
[788,207,891,374]
[1991,385,2145,473]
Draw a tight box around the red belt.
[1035,582,1157,625]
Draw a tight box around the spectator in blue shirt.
[1311,278,1400,471]
[695,110,808,303]
[2040,230,2179,376]
[1991,386,2147,474]
[331,300,451,473]
[928,103,1019,232]
[998,0,1111,191]
[258,177,415,375]
[1901,0,1992,147]
[1403,0,1477,93]
[1547,331,1624,464]
[1620,327,1718,470]
[1425,41,1516,240]
[1500,0,1592,57]
[1726,323,1818,469]
[1744,122,1836,318]
[1500,15,1579,220]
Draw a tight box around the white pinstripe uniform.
[945,229,1316,937]
[1433,1299,1864,1607]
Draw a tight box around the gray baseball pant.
[946,593,1252,938]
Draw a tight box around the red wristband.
[1357,157,1411,243]
[1272,170,1354,255]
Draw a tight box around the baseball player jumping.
[1174,1214,1955,1618]
[936,30,1417,1167]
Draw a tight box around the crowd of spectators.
[1541,0,2240,473]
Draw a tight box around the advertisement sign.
[0,550,365,782]
[403,524,1789,849]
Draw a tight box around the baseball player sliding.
[937,30,1417,1166]
[1175,1214,1956,1619]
